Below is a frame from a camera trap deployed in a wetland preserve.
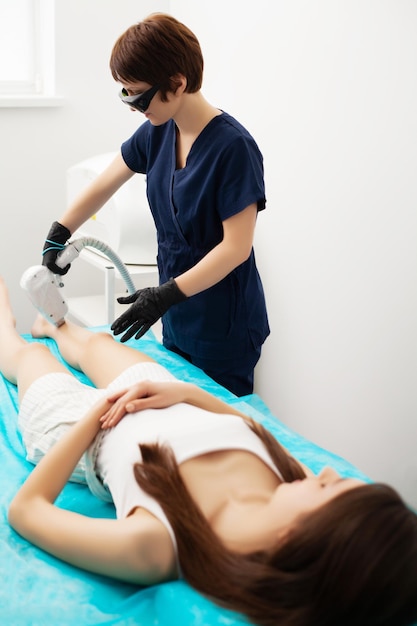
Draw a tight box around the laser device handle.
[55,242,83,269]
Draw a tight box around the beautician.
[41,13,269,397]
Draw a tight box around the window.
[0,0,58,104]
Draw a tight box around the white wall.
[1,1,416,508]
[0,0,165,333]
[171,0,417,507]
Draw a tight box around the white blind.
[0,0,54,95]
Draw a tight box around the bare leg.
[31,315,156,389]
[0,277,69,402]
[0,277,28,383]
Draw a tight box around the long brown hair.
[134,419,417,626]
[109,13,204,101]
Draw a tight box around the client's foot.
[31,314,61,339]
[0,276,17,328]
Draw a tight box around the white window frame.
[0,0,63,107]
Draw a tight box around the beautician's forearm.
[175,242,244,296]
[58,153,134,234]
[175,204,257,297]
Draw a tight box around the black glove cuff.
[42,221,72,274]
[164,278,187,306]
[43,221,71,252]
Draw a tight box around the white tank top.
[86,402,283,553]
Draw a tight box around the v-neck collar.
[173,112,224,170]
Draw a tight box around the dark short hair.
[109,13,204,101]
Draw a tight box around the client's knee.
[79,331,116,368]
[16,343,58,390]
[20,342,51,363]
[84,331,116,351]
[18,343,57,373]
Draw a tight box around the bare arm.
[175,203,257,297]
[8,396,176,584]
[58,152,135,234]
[10,398,109,505]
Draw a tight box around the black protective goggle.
[118,85,160,112]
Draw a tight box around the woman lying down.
[1,276,416,626]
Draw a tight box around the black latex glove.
[42,221,72,275]
[111,278,187,342]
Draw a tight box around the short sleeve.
[121,123,150,174]
[216,135,266,221]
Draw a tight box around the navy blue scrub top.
[121,112,270,360]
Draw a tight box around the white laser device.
[21,238,136,327]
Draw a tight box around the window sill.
[0,95,65,108]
